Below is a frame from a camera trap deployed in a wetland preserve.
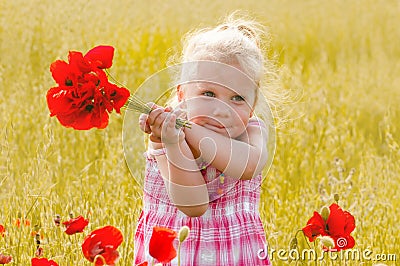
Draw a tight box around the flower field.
[0,0,399,265]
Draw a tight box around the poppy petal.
[302,211,326,241]
[327,203,346,236]
[69,51,92,73]
[84,45,114,69]
[31,257,59,266]
[62,216,89,235]
[82,226,123,265]
[343,210,356,235]
[104,83,130,113]
[149,226,178,263]
[50,60,78,86]
[46,86,76,116]
[0,254,12,264]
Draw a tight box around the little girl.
[134,14,274,265]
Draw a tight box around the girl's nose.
[212,104,230,117]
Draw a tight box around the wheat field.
[0,0,399,265]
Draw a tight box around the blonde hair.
[167,12,287,128]
[181,14,265,85]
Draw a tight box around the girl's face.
[179,66,257,139]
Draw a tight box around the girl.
[135,13,274,265]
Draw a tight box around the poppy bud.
[35,247,43,257]
[54,214,61,226]
[178,226,190,243]
[318,236,335,249]
[320,206,330,221]
[35,232,41,245]
[289,237,297,250]
[334,193,340,203]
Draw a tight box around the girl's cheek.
[186,104,207,116]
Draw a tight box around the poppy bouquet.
[47,45,190,130]
[47,45,130,130]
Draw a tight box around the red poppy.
[0,254,12,264]
[0,224,5,237]
[81,225,123,266]
[302,203,355,250]
[15,218,30,228]
[31,257,58,266]
[47,45,130,130]
[149,226,178,263]
[62,215,89,235]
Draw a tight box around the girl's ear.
[177,85,184,101]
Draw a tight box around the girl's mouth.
[190,117,228,132]
[204,122,228,133]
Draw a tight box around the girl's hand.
[160,111,185,144]
[138,112,152,134]
[138,102,164,142]
[138,102,177,143]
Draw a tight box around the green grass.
[1,0,399,265]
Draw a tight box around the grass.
[0,0,399,265]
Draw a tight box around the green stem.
[297,229,312,250]
[293,229,302,239]
[105,69,126,88]
[178,242,181,266]
[313,241,318,266]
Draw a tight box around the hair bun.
[237,25,259,46]
[216,21,260,48]
[237,25,256,39]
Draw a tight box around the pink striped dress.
[134,124,271,265]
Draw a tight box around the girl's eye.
[232,95,245,102]
[202,91,215,97]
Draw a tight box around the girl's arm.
[184,121,268,180]
[144,109,209,217]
